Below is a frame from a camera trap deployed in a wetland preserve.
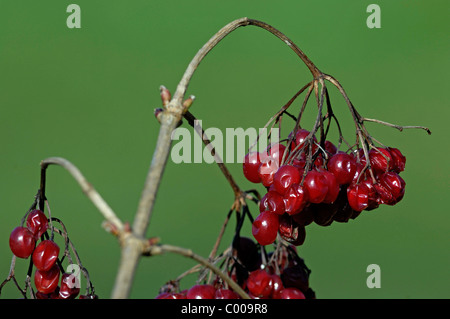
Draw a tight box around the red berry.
[59,273,80,299]
[246,269,273,298]
[273,165,301,195]
[259,191,285,215]
[267,143,287,166]
[32,240,60,271]
[283,183,309,215]
[186,284,216,299]
[258,157,279,187]
[214,289,240,299]
[155,292,186,299]
[34,264,60,294]
[278,214,306,246]
[368,148,393,174]
[26,209,48,239]
[387,147,406,173]
[280,287,306,299]
[347,182,370,212]
[360,179,379,210]
[324,140,337,155]
[243,152,265,183]
[9,226,36,259]
[321,170,340,204]
[304,170,329,204]
[270,274,284,299]
[327,153,357,185]
[252,211,279,246]
[378,172,406,204]
[291,129,317,154]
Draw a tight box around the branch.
[113,17,325,299]
[40,157,124,233]
[144,244,250,299]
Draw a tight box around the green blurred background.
[0,0,448,299]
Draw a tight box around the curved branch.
[40,157,124,233]
[145,244,250,299]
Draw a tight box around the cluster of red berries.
[156,237,314,299]
[243,128,406,246]
[8,209,85,299]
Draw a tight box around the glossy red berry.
[278,214,306,246]
[259,191,285,215]
[34,264,60,294]
[291,129,317,154]
[186,284,216,299]
[252,211,279,246]
[378,171,406,204]
[246,269,273,298]
[59,273,80,299]
[304,170,328,204]
[347,182,370,212]
[243,152,265,183]
[280,287,306,299]
[387,147,406,173]
[283,183,309,215]
[324,140,337,155]
[214,289,240,299]
[32,240,60,271]
[26,209,48,239]
[267,143,287,166]
[270,274,284,299]
[321,170,339,204]
[368,148,394,174]
[155,292,186,299]
[258,157,279,187]
[273,165,301,195]
[327,152,357,185]
[9,226,36,259]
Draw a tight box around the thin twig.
[40,157,124,233]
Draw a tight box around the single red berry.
[368,148,394,174]
[327,152,357,185]
[155,292,186,299]
[347,182,370,212]
[321,170,339,204]
[273,165,301,195]
[352,162,367,183]
[32,240,60,271]
[26,209,48,239]
[283,183,309,215]
[58,273,80,299]
[280,287,306,299]
[291,129,318,154]
[259,191,285,215]
[9,226,36,259]
[378,171,406,204]
[324,140,337,155]
[214,289,240,299]
[246,269,273,298]
[243,152,266,183]
[35,287,60,299]
[267,143,287,167]
[34,264,60,294]
[360,179,379,210]
[304,170,329,204]
[186,284,216,299]
[387,147,406,173]
[270,274,284,299]
[278,214,306,246]
[258,157,279,187]
[252,211,279,246]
